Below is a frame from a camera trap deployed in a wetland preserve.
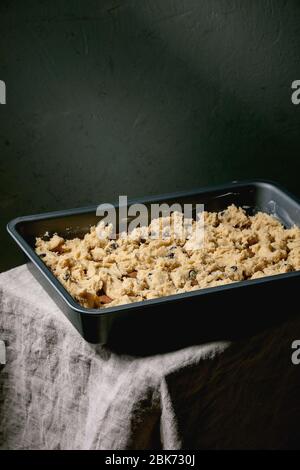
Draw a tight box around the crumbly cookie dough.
[35,205,300,309]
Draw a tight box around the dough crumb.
[35,205,300,308]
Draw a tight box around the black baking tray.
[7,180,300,354]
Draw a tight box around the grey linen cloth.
[1,265,300,449]
[0,265,228,450]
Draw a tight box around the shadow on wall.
[0,0,300,271]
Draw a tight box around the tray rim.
[7,178,300,317]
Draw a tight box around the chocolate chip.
[140,238,146,243]
[166,252,175,259]
[39,253,46,258]
[188,269,197,280]
[106,241,118,254]
[63,272,70,281]
[96,288,105,296]
[231,266,238,271]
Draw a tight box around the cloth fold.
[0,265,226,450]
[1,265,299,449]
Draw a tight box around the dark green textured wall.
[0,0,300,271]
